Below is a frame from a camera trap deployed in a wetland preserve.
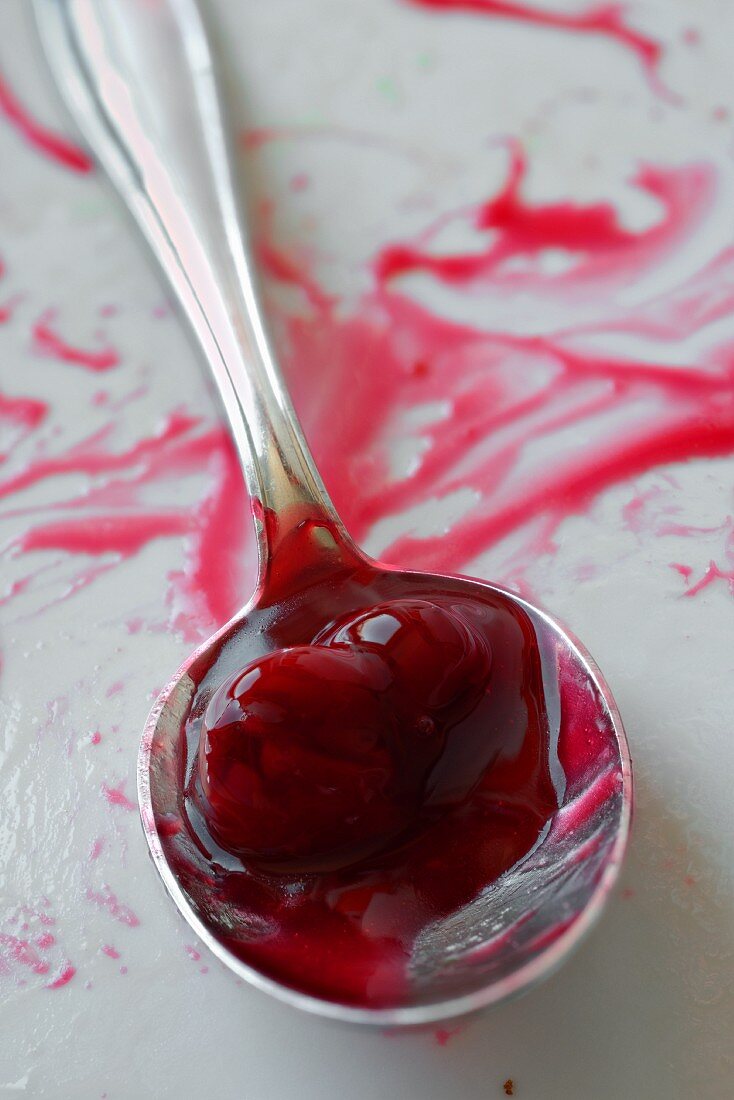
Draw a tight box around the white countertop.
[0,1,732,1096]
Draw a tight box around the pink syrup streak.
[101,781,137,812]
[403,0,666,94]
[0,934,50,976]
[254,150,733,588]
[85,886,140,928]
[434,1025,464,1046]
[32,312,119,372]
[1,139,733,645]
[375,142,711,291]
[0,75,93,174]
[682,559,734,598]
[46,964,76,990]
[89,838,105,861]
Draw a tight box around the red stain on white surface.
[88,838,106,862]
[46,963,76,990]
[0,934,50,976]
[404,0,666,94]
[434,1024,463,1046]
[682,560,734,597]
[376,143,708,289]
[32,311,119,372]
[101,944,121,959]
[0,74,93,173]
[0,905,73,990]
[101,780,137,812]
[0,411,250,640]
[85,885,140,928]
[0,391,48,459]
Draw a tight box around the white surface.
[1,1,733,1097]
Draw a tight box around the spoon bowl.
[38,0,632,1025]
[139,516,630,1024]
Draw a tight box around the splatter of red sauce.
[0,905,74,991]
[176,542,563,1007]
[0,74,93,173]
[375,141,707,288]
[88,838,105,861]
[46,963,76,990]
[0,410,250,639]
[434,1024,463,1045]
[1,139,732,638]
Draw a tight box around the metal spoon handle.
[34,0,351,569]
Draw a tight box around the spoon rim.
[137,568,632,1025]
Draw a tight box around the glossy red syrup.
[32,312,119,372]
[196,598,496,868]
[174,519,559,1008]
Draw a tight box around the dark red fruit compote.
[174,515,561,1009]
[195,599,496,868]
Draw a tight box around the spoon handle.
[34,0,354,569]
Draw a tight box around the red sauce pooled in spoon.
[196,599,495,868]
[179,531,561,1008]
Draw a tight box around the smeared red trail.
[2,139,733,630]
[0,393,48,461]
[32,312,119,372]
[403,0,665,92]
[376,142,710,290]
[0,74,93,173]
[0,410,252,639]
[266,150,733,582]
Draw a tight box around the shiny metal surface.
[34,0,632,1025]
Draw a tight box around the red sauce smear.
[0,411,249,638]
[376,141,702,287]
[32,312,119,372]
[0,74,93,174]
[2,142,732,634]
[404,0,664,91]
[0,905,74,991]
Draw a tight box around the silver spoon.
[35,0,631,1025]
